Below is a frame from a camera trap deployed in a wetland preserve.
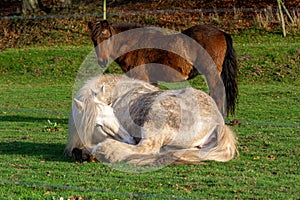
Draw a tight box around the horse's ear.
[97,84,106,101]
[90,89,97,97]
[74,98,84,112]
[91,86,105,103]
[102,20,109,28]
[99,84,105,95]
[88,21,94,31]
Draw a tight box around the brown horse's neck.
[112,24,142,34]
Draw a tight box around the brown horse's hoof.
[227,119,242,126]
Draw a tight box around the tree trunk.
[22,0,39,14]
[60,0,72,8]
[22,0,73,14]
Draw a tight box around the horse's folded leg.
[124,150,193,167]
[173,149,203,164]
[91,138,161,164]
[91,139,133,163]
[123,153,157,166]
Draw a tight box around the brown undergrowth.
[0,0,299,50]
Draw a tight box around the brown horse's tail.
[221,33,238,116]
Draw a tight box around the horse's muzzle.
[98,59,108,67]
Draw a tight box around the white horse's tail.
[123,125,237,166]
[198,125,237,162]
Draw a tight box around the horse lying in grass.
[66,74,237,166]
[88,20,238,116]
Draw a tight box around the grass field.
[0,30,299,199]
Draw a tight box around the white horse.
[66,74,237,166]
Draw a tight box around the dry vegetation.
[0,0,299,50]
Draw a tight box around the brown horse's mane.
[112,23,142,33]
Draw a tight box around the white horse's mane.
[75,95,98,142]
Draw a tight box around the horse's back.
[182,25,227,73]
[129,87,224,147]
[176,88,224,124]
[114,86,223,140]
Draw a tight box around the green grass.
[233,29,300,83]
[0,32,299,199]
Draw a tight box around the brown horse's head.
[88,20,115,67]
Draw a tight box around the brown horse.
[88,20,238,116]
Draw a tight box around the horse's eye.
[96,123,103,129]
[98,125,104,131]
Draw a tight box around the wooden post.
[103,0,107,19]
[277,0,286,37]
[280,0,294,23]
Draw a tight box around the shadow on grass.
[0,141,74,162]
[1,115,73,162]
[0,115,68,125]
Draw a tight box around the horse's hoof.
[71,148,91,162]
[89,155,98,162]
[227,119,242,126]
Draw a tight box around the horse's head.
[88,20,115,67]
[74,84,136,145]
